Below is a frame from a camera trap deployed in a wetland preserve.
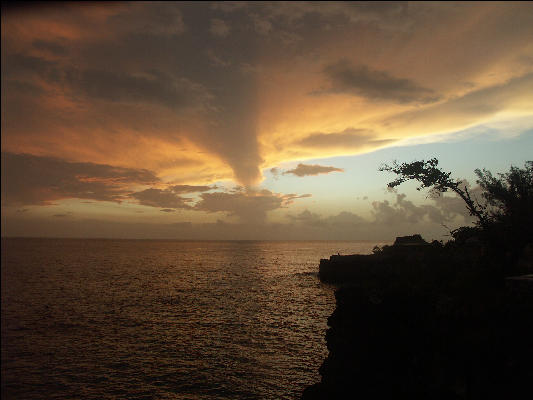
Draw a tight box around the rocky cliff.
[303,236,533,399]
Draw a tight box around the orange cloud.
[2,2,532,191]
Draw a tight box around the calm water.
[1,239,385,399]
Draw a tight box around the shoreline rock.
[303,235,533,399]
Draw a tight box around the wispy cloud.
[1,152,158,206]
[284,163,344,177]
[296,128,395,150]
[317,60,439,104]
[129,188,193,210]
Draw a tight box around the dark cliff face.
[303,241,533,399]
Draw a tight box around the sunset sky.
[2,2,532,240]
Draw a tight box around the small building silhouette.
[393,234,428,246]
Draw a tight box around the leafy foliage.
[475,161,533,223]
[379,158,488,226]
[380,159,533,273]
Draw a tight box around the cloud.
[130,188,192,210]
[319,60,439,103]
[128,185,310,221]
[289,209,367,229]
[283,193,313,204]
[1,152,159,206]
[251,15,272,35]
[206,49,231,67]
[194,188,309,222]
[129,184,215,209]
[270,167,280,179]
[32,39,69,56]
[210,18,230,37]
[2,188,477,240]
[288,209,327,227]
[2,5,261,185]
[382,73,533,135]
[2,2,532,193]
[169,184,214,193]
[109,3,186,36]
[296,128,395,150]
[214,2,408,29]
[285,191,474,240]
[67,69,206,110]
[371,193,455,225]
[284,163,344,177]
[4,55,206,110]
[432,187,480,223]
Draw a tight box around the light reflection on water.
[1,239,385,399]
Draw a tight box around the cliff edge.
[303,235,533,399]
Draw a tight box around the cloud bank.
[1,152,158,206]
[2,190,474,241]
[2,2,531,187]
[319,60,439,104]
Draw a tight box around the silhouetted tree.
[476,161,533,269]
[379,158,489,227]
[380,159,533,273]
[475,161,533,224]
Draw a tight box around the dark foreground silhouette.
[303,161,533,399]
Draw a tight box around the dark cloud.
[195,190,282,222]
[3,53,57,78]
[107,2,186,36]
[194,189,310,222]
[319,60,439,103]
[160,209,175,213]
[1,152,159,206]
[2,79,46,96]
[297,128,395,149]
[326,211,368,226]
[284,163,344,177]
[66,68,206,109]
[32,39,69,56]
[371,193,451,225]
[269,167,280,179]
[130,188,192,210]
[3,53,207,110]
[210,18,230,37]
[289,209,367,229]
[432,186,481,223]
[213,2,409,30]
[0,3,429,187]
[288,209,327,227]
[3,2,531,193]
[169,184,214,193]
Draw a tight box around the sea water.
[1,238,385,399]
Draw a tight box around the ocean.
[1,238,386,399]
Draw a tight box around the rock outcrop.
[303,235,533,399]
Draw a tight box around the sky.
[2,1,532,240]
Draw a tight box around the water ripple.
[1,239,383,399]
